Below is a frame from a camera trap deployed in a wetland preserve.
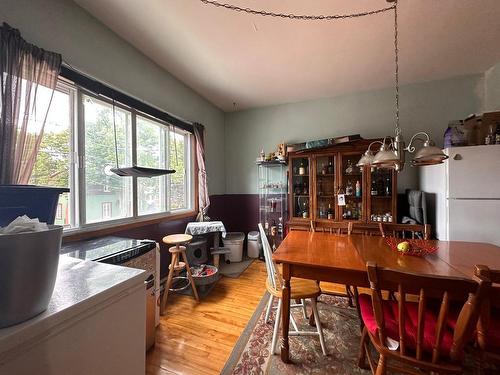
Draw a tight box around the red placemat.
[385,237,438,257]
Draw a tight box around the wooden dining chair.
[258,223,327,356]
[358,262,490,375]
[474,265,500,369]
[379,223,431,240]
[314,221,353,235]
[313,221,355,307]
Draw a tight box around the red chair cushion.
[359,294,454,357]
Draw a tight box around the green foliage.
[30,129,70,187]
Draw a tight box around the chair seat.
[266,278,321,300]
[359,294,454,357]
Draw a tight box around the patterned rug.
[222,293,497,375]
[222,293,369,374]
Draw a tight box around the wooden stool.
[160,234,199,315]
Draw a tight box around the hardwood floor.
[146,260,268,375]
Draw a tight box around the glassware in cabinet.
[315,155,336,220]
[367,167,395,224]
[290,157,311,219]
[339,153,365,221]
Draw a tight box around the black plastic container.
[0,185,69,226]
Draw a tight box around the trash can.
[0,225,63,328]
[223,232,245,263]
[247,231,261,258]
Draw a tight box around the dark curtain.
[0,23,62,184]
[193,123,210,221]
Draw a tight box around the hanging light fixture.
[199,0,449,171]
[357,0,448,171]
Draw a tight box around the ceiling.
[74,0,500,111]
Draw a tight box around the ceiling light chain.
[199,0,396,20]
[393,0,401,136]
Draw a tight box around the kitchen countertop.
[0,256,145,363]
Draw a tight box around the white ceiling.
[74,0,500,111]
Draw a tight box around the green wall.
[224,75,484,194]
[0,0,226,195]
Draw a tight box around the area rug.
[222,293,495,375]
[221,293,367,374]
[219,257,255,278]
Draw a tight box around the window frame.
[52,83,197,237]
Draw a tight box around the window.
[101,202,112,219]
[29,81,195,232]
[30,82,75,228]
[83,95,133,223]
[136,115,167,215]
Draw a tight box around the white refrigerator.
[420,145,500,246]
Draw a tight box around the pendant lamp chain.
[199,0,395,20]
[393,0,401,136]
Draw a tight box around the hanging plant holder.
[110,166,175,178]
[109,98,176,178]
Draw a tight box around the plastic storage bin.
[247,231,261,258]
[0,185,69,226]
[223,232,245,263]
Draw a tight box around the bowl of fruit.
[385,237,438,257]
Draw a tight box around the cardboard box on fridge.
[463,111,500,145]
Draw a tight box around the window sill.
[62,209,197,243]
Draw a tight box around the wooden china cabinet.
[287,139,397,231]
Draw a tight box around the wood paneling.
[146,261,268,375]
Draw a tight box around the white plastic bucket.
[247,231,261,258]
[223,232,245,262]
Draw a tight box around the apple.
[397,241,411,253]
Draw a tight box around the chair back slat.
[258,223,281,293]
[432,291,449,363]
[398,284,406,356]
[366,262,490,366]
[379,223,431,240]
[416,288,426,361]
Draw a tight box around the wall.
[0,0,225,195]
[485,63,500,112]
[224,75,484,194]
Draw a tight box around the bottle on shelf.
[298,161,306,175]
[355,180,361,198]
[371,179,378,196]
[327,160,334,174]
[385,178,391,196]
[345,160,354,175]
[321,163,327,175]
[302,182,308,195]
[318,179,323,196]
[346,180,353,195]
[327,203,334,220]
[302,201,308,218]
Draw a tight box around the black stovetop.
[61,236,156,264]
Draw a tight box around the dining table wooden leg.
[280,263,291,363]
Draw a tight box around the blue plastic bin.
[0,185,69,226]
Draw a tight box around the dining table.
[272,231,500,363]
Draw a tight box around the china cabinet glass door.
[315,155,336,221]
[290,156,311,219]
[368,168,395,224]
[339,153,365,221]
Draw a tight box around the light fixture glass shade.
[412,144,449,165]
[371,148,399,167]
[356,151,374,167]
